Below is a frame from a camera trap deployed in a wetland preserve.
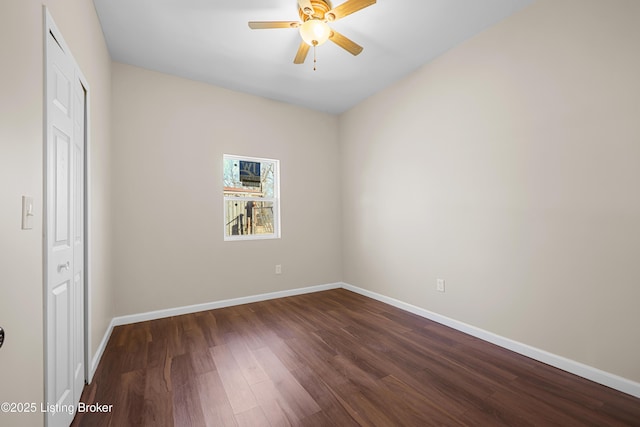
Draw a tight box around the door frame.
[43,5,92,413]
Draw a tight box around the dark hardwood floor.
[72,289,640,426]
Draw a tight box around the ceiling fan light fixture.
[299,19,331,46]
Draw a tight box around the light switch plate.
[22,196,34,230]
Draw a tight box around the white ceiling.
[93,0,533,114]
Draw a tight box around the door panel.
[54,129,70,244]
[52,281,71,402]
[46,21,85,427]
[47,29,74,419]
[52,63,71,117]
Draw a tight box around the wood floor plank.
[379,374,468,426]
[298,410,343,427]
[146,336,169,370]
[327,385,398,426]
[196,370,238,427]
[488,388,596,427]
[73,289,640,426]
[172,382,206,427]
[142,366,173,427]
[290,365,360,427]
[225,332,270,385]
[183,321,209,354]
[111,369,146,426]
[194,311,224,348]
[264,335,307,373]
[458,405,530,427]
[210,344,259,414]
[250,379,297,426]
[171,353,206,426]
[190,348,216,376]
[312,328,389,379]
[509,368,633,427]
[253,346,321,419]
[234,406,270,427]
[165,317,187,358]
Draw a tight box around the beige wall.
[111,63,342,316]
[340,0,640,382]
[0,1,112,426]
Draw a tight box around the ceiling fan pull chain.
[313,42,317,71]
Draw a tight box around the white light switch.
[22,196,34,230]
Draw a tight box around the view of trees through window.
[223,155,280,240]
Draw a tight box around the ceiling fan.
[248,0,376,69]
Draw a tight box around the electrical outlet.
[275,264,282,275]
[436,279,445,293]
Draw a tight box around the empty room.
[1,0,639,426]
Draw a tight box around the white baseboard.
[111,282,342,327]
[89,317,116,382]
[342,282,640,399]
[88,281,640,399]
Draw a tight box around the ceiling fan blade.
[298,0,315,16]
[325,0,376,21]
[293,41,310,64]
[248,21,300,29]
[329,30,363,56]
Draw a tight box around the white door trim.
[43,5,92,419]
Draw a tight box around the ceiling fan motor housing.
[299,0,333,22]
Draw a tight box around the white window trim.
[223,154,281,241]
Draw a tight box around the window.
[223,154,280,241]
